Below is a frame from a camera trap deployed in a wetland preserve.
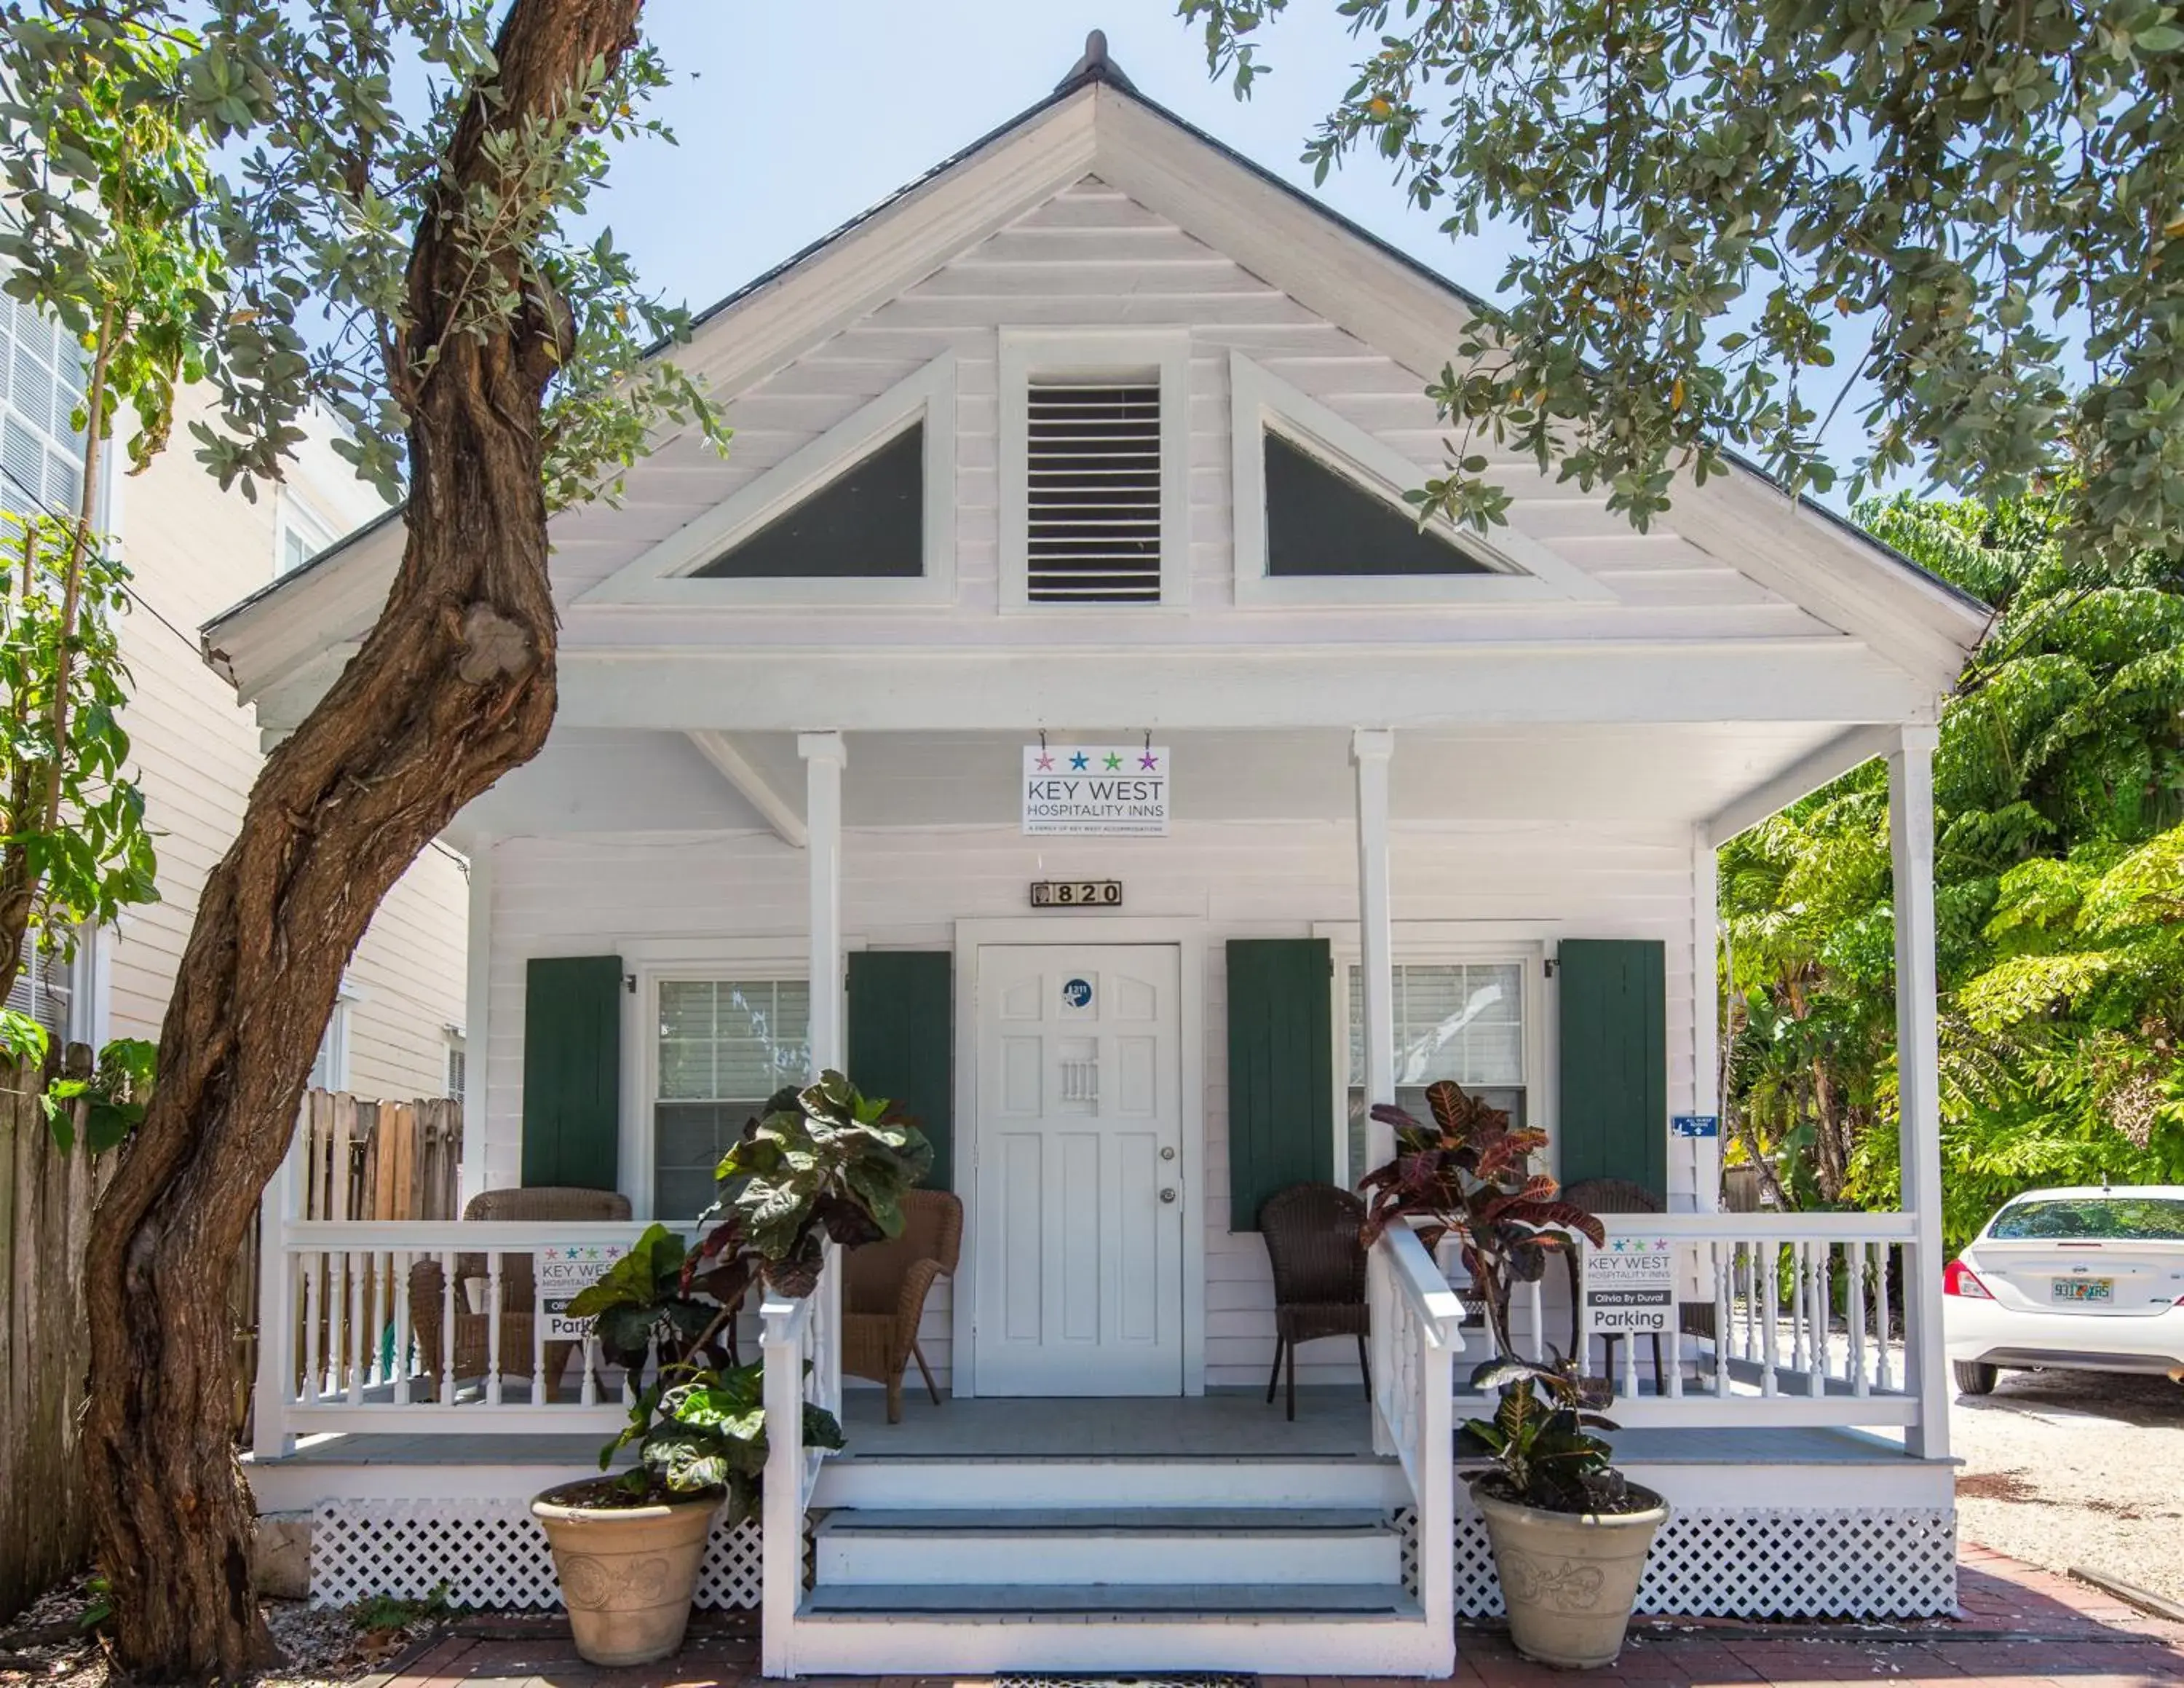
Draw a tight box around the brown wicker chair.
[1562,1176,1669,1389]
[409,1186,632,1400]
[841,1188,962,1423]
[1259,1183,1370,1421]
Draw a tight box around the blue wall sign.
[1062,977,1093,1009]
[1671,1113,1720,1139]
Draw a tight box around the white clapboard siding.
[546,178,1822,655]
[481,815,1697,1391]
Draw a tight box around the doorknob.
[1160,1145,1176,1161]
[1160,1188,1177,1203]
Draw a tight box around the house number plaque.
[1029,879,1123,908]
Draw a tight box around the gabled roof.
[204,38,1991,705]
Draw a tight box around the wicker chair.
[1562,1176,1669,1389]
[841,1188,962,1423]
[1259,1183,1371,1421]
[409,1186,632,1400]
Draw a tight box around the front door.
[971,944,1184,1395]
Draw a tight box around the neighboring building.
[216,42,1987,1679]
[75,374,467,1098]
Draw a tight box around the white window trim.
[576,356,958,609]
[999,327,1192,612]
[1318,926,1553,1188]
[275,489,338,577]
[1230,351,1613,608]
[626,953,819,1220]
[311,994,355,1093]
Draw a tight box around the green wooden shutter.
[847,950,954,1190]
[1556,939,1668,1202]
[1227,938,1334,1231]
[521,955,622,1190]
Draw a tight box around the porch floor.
[246,1388,1918,1468]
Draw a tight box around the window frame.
[999,327,1191,611]
[636,959,816,1222]
[575,355,958,609]
[1321,929,1552,1191]
[1229,351,1610,608]
[275,489,338,578]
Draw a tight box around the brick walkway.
[385,1545,2184,1688]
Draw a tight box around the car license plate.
[2052,1277,2113,1302]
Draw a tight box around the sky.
[599,2,1520,347]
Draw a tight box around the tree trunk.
[78,2,642,1676]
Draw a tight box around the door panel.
[973,945,1184,1395]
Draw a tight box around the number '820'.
[1030,880,1123,907]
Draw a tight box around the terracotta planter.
[531,1483,721,1667]
[1473,1482,1669,1670]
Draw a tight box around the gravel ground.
[1947,1365,2184,1610]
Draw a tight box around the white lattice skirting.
[310,1502,762,1611]
[1451,1506,1958,1620]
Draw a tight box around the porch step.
[813,1506,1401,1587]
[802,1580,1422,1617]
[811,1455,1407,1510]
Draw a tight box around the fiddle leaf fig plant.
[565,1071,927,1510]
[1359,1078,1605,1359]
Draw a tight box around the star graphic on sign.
[1139,751,1160,770]
[1035,751,1054,770]
[1103,752,1123,770]
[1069,752,1090,770]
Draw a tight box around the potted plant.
[530,1072,930,1666]
[1361,1079,1668,1670]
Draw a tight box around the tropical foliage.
[1465,1353,1634,1515]
[1360,1078,1604,1360]
[1721,493,2184,1247]
[562,1073,928,1510]
[1186,0,2184,578]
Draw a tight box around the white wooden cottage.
[210,38,1988,1678]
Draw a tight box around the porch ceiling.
[447,721,1851,844]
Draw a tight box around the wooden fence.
[0,1059,105,1625]
[229,1092,462,1438]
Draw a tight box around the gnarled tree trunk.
[79,1,643,1675]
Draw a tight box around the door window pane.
[652,979,811,1219]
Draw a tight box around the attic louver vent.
[1026,381,1163,603]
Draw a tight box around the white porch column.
[460,837,494,1204]
[799,732,847,1071]
[1891,725,1950,1460]
[1685,824,1722,1214]
[1353,729,1396,1168]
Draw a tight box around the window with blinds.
[1343,961,1527,1184]
[653,979,811,1220]
[1025,380,1163,603]
[0,295,90,519]
[4,942,72,1044]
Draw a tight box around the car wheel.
[1954,1360,1998,1396]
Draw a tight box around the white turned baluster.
[1848,1241,1869,1395]
[368,1250,387,1389]
[1810,1243,1830,1396]
[393,1250,413,1405]
[1526,1277,1544,1362]
[485,1252,505,1405]
[581,1333,601,1407]
[347,1251,366,1404]
[1621,1317,1639,1399]
[1738,1244,1756,1362]
[439,1249,457,1407]
[302,1250,323,1405]
[1875,1243,1894,1392]
[1712,1242,1731,1397]
[532,1275,548,1408]
[1760,1237,1780,1397]
[1789,1241,1809,1381]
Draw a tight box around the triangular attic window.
[1264,431,1494,577]
[693,422,924,579]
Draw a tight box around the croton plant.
[562,1070,931,1511]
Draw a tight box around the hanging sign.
[1022,745,1169,837]
[1583,1236,1675,1335]
[1671,1113,1720,1139]
[536,1242,628,1343]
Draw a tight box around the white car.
[1942,1184,2184,1395]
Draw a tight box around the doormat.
[996,1679,1257,1688]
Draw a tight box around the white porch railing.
[1487,1212,1923,1429]
[759,1241,840,1680]
[1366,1222,1465,1665]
